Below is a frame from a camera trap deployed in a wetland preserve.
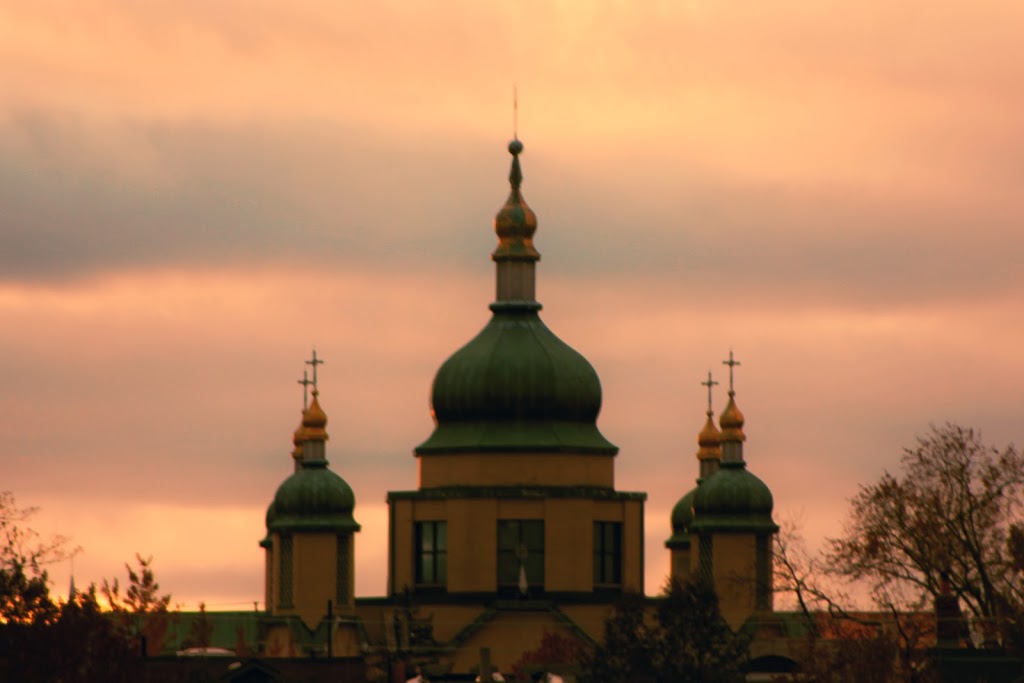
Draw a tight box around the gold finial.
[719,351,745,442]
[302,389,329,441]
[493,138,538,261]
[697,371,722,459]
[291,422,306,463]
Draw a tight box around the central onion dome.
[416,140,617,455]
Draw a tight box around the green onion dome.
[266,392,361,533]
[416,139,616,456]
[268,463,360,533]
[667,487,696,548]
[690,464,776,533]
[415,304,617,454]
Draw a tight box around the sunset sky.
[2,1,1022,610]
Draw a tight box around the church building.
[252,139,780,676]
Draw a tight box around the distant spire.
[701,371,719,414]
[722,349,740,395]
[719,351,746,461]
[697,372,722,477]
[297,369,313,411]
[305,348,325,390]
[513,84,518,140]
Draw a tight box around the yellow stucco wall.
[710,532,758,629]
[419,453,615,488]
[622,500,644,593]
[545,499,593,591]
[293,533,338,628]
[669,546,691,582]
[391,499,414,593]
[389,495,644,595]
[448,498,499,592]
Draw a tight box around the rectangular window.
[497,520,544,594]
[593,521,622,586]
[415,521,447,586]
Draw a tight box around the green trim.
[665,536,690,550]
[548,605,598,647]
[416,421,618,455]
[387,486,646,502]
[269,518,362,533]
[449,607,499,646]
[689,520,780,533]
[356,592,629,607]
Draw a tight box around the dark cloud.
[2,112,1021,314]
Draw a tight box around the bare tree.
[827,423,1024,644]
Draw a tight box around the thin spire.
[297,369,313,411]
[718,350,746,454]
[513,84,518,140]
[701,371,719,414]
[722,349,741,395]
[305,348,325,389]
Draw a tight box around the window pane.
[420,554,434,583]
[436,521,446,550]
[436,553,447,584]
[498,521,518,551]
[523,521,544,551]
[421,523,434,552]
[498,551,518,584]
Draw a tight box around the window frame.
[414,521,448,587]
[497,519,544,595]
[593,521,623,587]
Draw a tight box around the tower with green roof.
[386,140,646,625]
[262,386,361,633]
[689,353,778,628]
[666,372,723,581]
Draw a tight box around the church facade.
[255,139,779,676]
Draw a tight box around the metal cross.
[297,369,313,410]
[722,349,741,393]
[701,371,719,413]
[305,348,325,389]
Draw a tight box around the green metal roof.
[416,304,617,455]
[666,486,697,548]
[268,463,361,533]
[690,463,777,533]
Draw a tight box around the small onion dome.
[697,411,722,460]
[690,465,777,533]
[493,139,539,262]
[290,422,305,462]
[719,392,745,443]
[268,463,360,533]
[666,487,697,549]
[415,308,617,454]
[302,392,328,436]
[260,502,277,548]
